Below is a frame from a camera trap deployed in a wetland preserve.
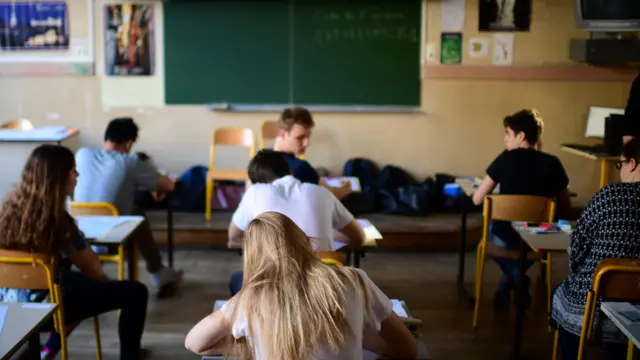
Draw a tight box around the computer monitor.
[585,106,625,138]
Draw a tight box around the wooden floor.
[57,249,616,360]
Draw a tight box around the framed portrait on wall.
[104,3,155,76]
[478,0,532,32]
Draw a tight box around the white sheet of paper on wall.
[492,33,514,65]
[70,38,89,58]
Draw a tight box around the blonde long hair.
[230,211,365,360]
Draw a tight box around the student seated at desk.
[73,117,182,294]
[0,144,148,360]
[472,109,572,309]
[228,149,366,295]
[551,138,640,360]
[272,107,353,199]
[186,212,417,360]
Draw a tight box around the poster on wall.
[440,33,462,65]
[0,1,69,50]
[104,3,155,76]
[478,0,531,32]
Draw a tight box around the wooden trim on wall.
[423,64,636,82]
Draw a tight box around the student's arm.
[472,151,505,206]
[359,269,417,359]
[133,158,175,192]
[334,220,366,247]
[70,234,104,280]
[472,175,497,206]
[330,192,365,246]
[319,178,352,200]
[228,190,253,246]
[363,313,417,359]
[551,156,572,219]
[185,311,234,356]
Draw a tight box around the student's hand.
[339,180,352,194]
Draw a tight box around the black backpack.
[341,158,379,214]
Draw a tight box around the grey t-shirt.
[73,148,160,214]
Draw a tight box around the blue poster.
[0,2,69,50]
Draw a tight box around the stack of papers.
[358,219,383,240]
[0,126,71,141]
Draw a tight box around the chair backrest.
[484,195,555,222]
[482,195,555,242]
[69,202,119,216]
[593,258,640,300]
[1,118,34,130]
[210,127,256,170]
[314,251,346,266]
[259,120,278,150]
[0,249,56,291]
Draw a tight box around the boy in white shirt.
[228,150,366,294]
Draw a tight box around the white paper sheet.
[322,176,362,192]
[358,219,383,240]
[392,299,409,318]
[492,33,514,65]
[606,302,640,324]
[0,305,7,335]
[76,217,130,239]
[440,0,466,31]
[22,303,52,309]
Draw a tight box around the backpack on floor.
[341,158,380,214]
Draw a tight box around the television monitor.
[574,0,640,31]
[585,106,624,138]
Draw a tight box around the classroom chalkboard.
[164,0,421,108]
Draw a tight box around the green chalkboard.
[164,0,421,107]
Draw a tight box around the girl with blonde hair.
[185,211,417,360]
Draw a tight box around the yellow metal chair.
[0,118,34,130]
[205,128,256,221]
[259,120,305,160]
[0,249,102,360]
[69,202,138,281]
[315,251,346,267]
[552,258,640,360]
[473,195,556,329]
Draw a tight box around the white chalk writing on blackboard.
[313,8,406,22]
[312,26,418,44]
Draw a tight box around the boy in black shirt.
[472,109,572,308]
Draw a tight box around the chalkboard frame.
[165,0,423,112]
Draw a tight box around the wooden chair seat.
[484,242,543,261]
[207,169,248,181]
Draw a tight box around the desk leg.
[166,194,174,269]
[458,207,468,286]
[27,332,40,359]
[513,242,528,357]
[600,159,609,188]
[354,251,362,268]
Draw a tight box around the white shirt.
[221,268,393,360]
[231,176,354,251]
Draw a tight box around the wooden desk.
[602,302,640,350]
[561,145,618,188]
[0,126,78,199]
[75,215,144,280]
[0,302,57,360]
[511,225,570,356]
[206,299,431,360]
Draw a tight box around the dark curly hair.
[0,144,78,255]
